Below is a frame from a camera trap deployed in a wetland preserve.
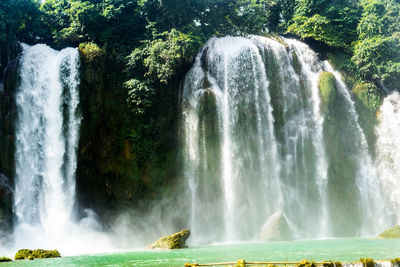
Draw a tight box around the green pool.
[3,238,400,266]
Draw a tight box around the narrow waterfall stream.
[9,44,113,255]
[14,44,80,230]
[181,36,393,244]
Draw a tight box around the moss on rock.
[352,82,381,113]
[15,249,61,260]
[360,258,375,267]
[322,261,343,267]
[391,258,400,266]
[378,225,400,239]
[297,259,316,267]
[291,50,301,75]
[150,229,190,249]
[318,72,338,115]
[0,256,12,262]
[15,249,31,260]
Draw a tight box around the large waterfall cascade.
[2,37,399,256]
[181,36,394,244]
[7,43,114,255]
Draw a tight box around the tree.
[288,0,361,48]
[0,0,44,71]
[352,0,400,89]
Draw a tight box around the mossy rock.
[360,258,375,267]
[391,258,400,266]
[318,72,338,113]
[352,82,381,113]
[291,50,301,75]
[378,225,400,239]
[323,261,343,267]
[298,259,316,267]
[15,249,32,260]
[150,229,190,249]
[32,249,61,259]
[0,256,12,262]
[15,249,61,260]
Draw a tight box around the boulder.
[260,211,291,241]
[150,229,190,249]
[378,225,400,239]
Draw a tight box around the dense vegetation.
[1,0,399,216]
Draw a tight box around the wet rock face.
[0,58,19,181]
[0,173,13,238]
[150,229,191,249]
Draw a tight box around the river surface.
[4,238,400,266]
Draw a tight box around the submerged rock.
[150,229,190,249]
[260,211,291,241]
[15,249,61,260]
[378,225,400,238]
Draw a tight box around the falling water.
[182,36,326,243]
[324,64,388,235]
[182,37,283,243]
[14,44,80,230]
[8,44,114,256]
[375,92,400,225]
[182,36,391,243]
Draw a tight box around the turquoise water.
[2,238,400,266]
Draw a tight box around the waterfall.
[324,64,388,235]
[182,37,283,243]
[7,43,114,256]
[376,92,400,224]
[14,44,80,229]
[181,36,391,244]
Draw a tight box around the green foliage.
[0,0,43,71]
[79,42,104,62]
[288,0,361,48]
[125,79,155,116]
[231,0,282,34]
[128,29,201,85]
[352,0,400,89]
